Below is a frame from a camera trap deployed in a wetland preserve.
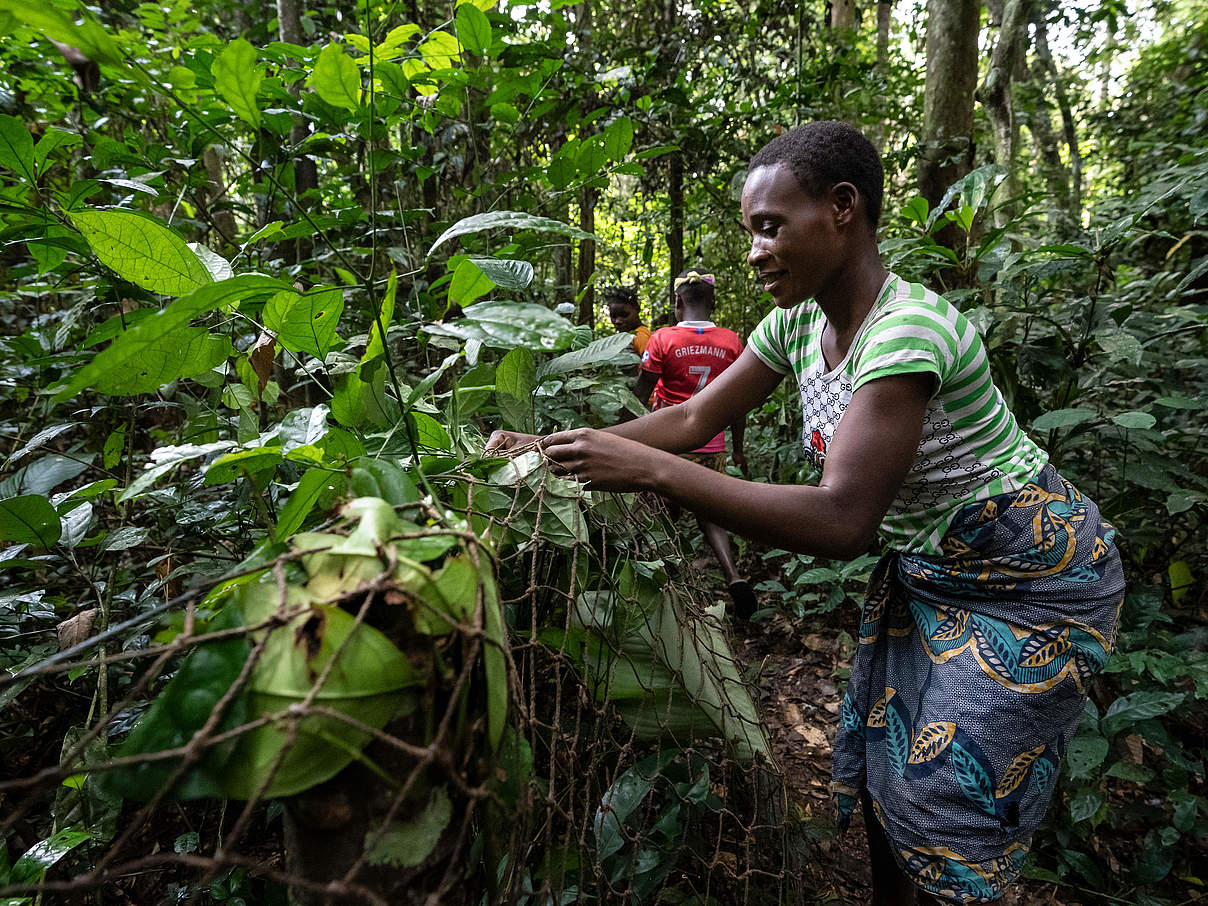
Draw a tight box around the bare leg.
[698,516,740,585]
[698,516,757,621]
[863,790,928,906]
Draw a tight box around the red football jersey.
[641,322,744,453]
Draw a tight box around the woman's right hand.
[484,430,540,454]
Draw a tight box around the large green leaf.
[33,127,82,175]
[418,31,461,69]
[274,468,337,541]
[54,276,287,402]
[97,328,232,396]
[70,209,213,296]
[428,211,594,257]
[0,453,90,498]
[425,302,576,351]
[222,585,416,799]
[449,258,495,306]
[0,495,62,547]
[0,114,35,184]
[212,38,263,129]
[263,287,344,360]
[102,605,251,801]
[365,787,452,868]
[0,0,124,68]
[311,42,361,111]
[468,256,534,291]
[9,827,91,884]
[455,3,492,55]
[603,116,635,161]
[363,271,396,364]
[1031,408,1097,431]
[1100,691,1186,737]
[496,346,536,400]
[537,332,636,380]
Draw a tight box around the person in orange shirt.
[603,286,651,356]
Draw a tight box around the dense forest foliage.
[0,0,1205,903]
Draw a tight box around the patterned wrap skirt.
[831,465,1126,903]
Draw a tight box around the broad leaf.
[0,454,90,498]
[0,495,62,547]
[538,333,636,379]
[455,4,492,55]
[8,422,79,463]
[275,468,336,541]
[263,288,344,360]
[496,346,536,399]
[428,210,594,257]
[9,827,91,884]
[603,116,635,161]
[212,38,263,129]
[33,127,82,175]
[1110,411,1157,430]
[424,302,575,351]
[1031,408,1097,431]
[95,329,232,396]
[1065,733,1109,780]
[469,256,534,290]
[54,276,287,402]
[70,209,213,296]
[419,31,461,69]
[449,258,495,306]
[311,42,361,111]
[0,114,36,184]
[118,441,236,502]
[365,787,453,868]
[363,271,396,364]
[0,0,124,67]
[1100,691,1185,737]
[408,411,452,450]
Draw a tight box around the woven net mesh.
[1,454,809,905]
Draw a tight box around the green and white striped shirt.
[748,274,1048,554]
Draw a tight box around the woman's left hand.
[541,428,661,492]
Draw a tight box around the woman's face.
[741,163,841,309]
[609,302,641,332]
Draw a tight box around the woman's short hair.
[749,121,884,231]
[601,285,638,310]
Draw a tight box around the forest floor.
[733,603,1093,906]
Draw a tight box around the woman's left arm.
[542,372,932,560]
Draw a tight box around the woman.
[487,121,1124,904]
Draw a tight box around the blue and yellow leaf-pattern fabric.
[832,466,1125,903]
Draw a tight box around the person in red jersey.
[631,269,756,619]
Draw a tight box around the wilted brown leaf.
[249,330,277,396]
[58,609,97,650]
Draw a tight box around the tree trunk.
[577,187,597,326]
[871,0,894,151]
[1034,13,1082,221]
[661,0,683,324]
[978,0,1032,226]
[278,0,316,265]
[919,0,981,211]
[200,146,238,251]
[1099,15,1115,109]
[666,151,684,324]
[831,0,858,29]
[573,0,596,327]
[1025,55,1070,219]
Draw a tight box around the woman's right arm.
[485,347,783,454]
[605,347,783,451]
